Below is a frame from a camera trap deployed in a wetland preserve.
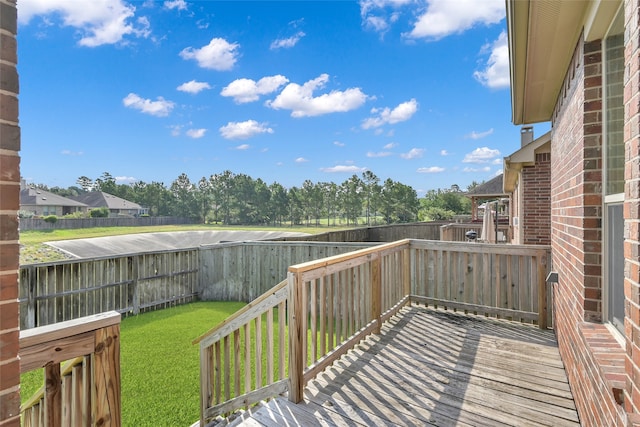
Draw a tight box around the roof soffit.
[509,0,592,124]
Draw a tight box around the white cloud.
[61,150,83,156]
[367,151,392,158]
[474,31,510,89]
[440,150,449,156]
[221,75,289,103]
[320,165,367,173]
[295,157,309,163]
[465,128,494,140]
[18,0,151,47]
[333,141,345,147]
[123,93,174,117]
[115,176,136,184]
[406,0,504,40]
[400,148,424,159]
[463,166,492,173]
[494,169,503,177]
[417,166,445,173]
[384,142,398,149]
[219,120,274,140]
[359,0,412,35]
[270,31,306,50]
[266,74,368,117]
[164,0,187,10]
[362,98,418,129]
[177,80,212,94]
[186,128,206,139]
[180,38,239,71]
[463,147,501,163]
[234,144,250,150]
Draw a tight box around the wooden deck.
[219,305,580,427]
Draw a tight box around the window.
[603,8,624,334]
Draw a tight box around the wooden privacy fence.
[19,249,199,329]
[197,241,373,302]
[19,242,373,329]
[20,311,121,426]
[195,238,551,425]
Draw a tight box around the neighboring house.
[508,0,639,424]
[503,129,551,245]
[464,174,508,222]
[70,191,147,217]
[19,187,87,216]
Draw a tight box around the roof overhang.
[507,0,620,125]
[503,131,552,192]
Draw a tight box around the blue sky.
[17,0,549,196]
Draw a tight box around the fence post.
[131,256,139,315]
[537,252,548,329]
[26,266,37,329]
[371,256,382,334]
[288,271,304,403]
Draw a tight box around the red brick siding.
[0,1,20,425]
[551,35,627,426]
[521,152,551,245]
[624,0,640,418]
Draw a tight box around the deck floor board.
[222,305,580,427]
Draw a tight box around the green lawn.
[21,301,246,427]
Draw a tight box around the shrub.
[90,207,109,218]
[18,210,34,219]
[43,215,58,223]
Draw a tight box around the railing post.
[93,324,121,426]
[371,256,382,334]
[403,247,411,300]
[44,362,62,426]
[288,271,304,403]
[537,252,548,329]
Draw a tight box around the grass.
[21,301,246,427]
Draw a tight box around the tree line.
[35,171,476,226]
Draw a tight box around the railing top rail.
[19,311,121,374]
[19,311,121,348]
[409,239,550,256]
[288,238,411,275]
[192,279,288,346]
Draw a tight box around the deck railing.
[195,238,551,425]
[193,280,290,423]
[19,311,121,426]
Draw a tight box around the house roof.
[20,188,87,207]
[465,175,506,198]
[507,0,620,124]
[71,192,142,210]
[503,131,552,192]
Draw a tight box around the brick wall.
[521,152,551,245]
[550,35,627,425]
[0,1,20,425]
[623,0,640,418]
